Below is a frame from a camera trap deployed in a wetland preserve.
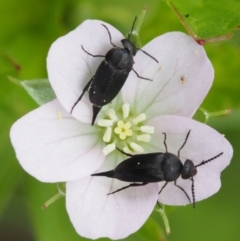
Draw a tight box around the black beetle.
[71,17,158,125]
[91,130,223,208]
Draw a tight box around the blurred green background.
[1,0,240,240]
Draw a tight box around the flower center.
[114,121,132,140]
[97,103,154,155]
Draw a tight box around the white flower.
[10,20,232,240]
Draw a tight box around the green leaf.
[0,80,26,214]
[0,112,23,214]
[9,77,56,105]
[167,0,240,42]
[25,180,85,241]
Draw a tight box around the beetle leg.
[132,68,152,81]
[177,130,191,157]
[158,181,168,194]
[156,201,162,208]
[101,24,117,47]
[81,45,105,58]
[162,133,168,152]
[116,147,134,157]
[107,182,148,195]
[174,180,191,204]
[70,78,93,113]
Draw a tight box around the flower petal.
[47,20,124,123]
[147,115,233,206]
[66,153,159,239]
[122,32,214,119]
[10,99,105,182]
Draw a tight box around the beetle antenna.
[190,177,196,208]
[136,48,159,63]
[101,24,117,47]
[195,152,223,168]
[178,130,191,158]
[127,16,159,63]
[81,45,105,58]
[128,16,137,39]
[162,132,168,152]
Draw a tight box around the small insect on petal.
[70,17,158,125]
[92,128,231,208]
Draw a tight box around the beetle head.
[181,159,197,179]
[121,39,137,56]
[182,152,223,208]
